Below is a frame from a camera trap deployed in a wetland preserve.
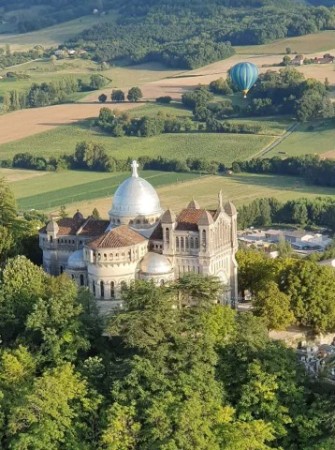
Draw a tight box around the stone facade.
[39,161,238,310]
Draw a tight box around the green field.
[4,166,335,215]
[0,58,179,98]
[157,172,335,212]
[0,59,102,98]
[264,120,335,158]
[0,15,117,50]
[0,120,274,165]
[4,169,200,210]
[235,31,335,55]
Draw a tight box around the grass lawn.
[235,31,335,55]
[265,119,335,158]
[0,122,274,165]
[4,169,200,211]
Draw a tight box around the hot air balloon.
[229,62,259,98]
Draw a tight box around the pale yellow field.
[235,31,335,55]
[64,174,335,218]
[0,38,333,145]
[0,168,48,182]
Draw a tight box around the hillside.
[0,0,334,69]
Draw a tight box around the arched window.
[60,265,63,274]
[120,281,127,292]
[202,230,206,248]
[100,281,104,299]
[180,237,184,251]
[176,237,179,250]
[185,237,189,249]
[92,281,96,296]
[190,237,194,249]
[195,237,199,248]
[110,281,115,299]
[80,274,84,286]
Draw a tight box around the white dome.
[67,250,86,270]
[109,161,162,219]
[140,252,173,275]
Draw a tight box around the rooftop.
[88,225,147,249]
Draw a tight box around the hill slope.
[1,0,334,69]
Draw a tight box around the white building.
[39,161,238,310]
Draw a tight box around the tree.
[73,141,111,171]
[111,89,125,102]
[127,86,143,102]
[209,78,233,95]
[26,275,89,364]
[0,256,47,344]
[282,55,291,66]
[91,207,101,219]
[286,47,292,54]
[98,93,107,103]
[59,205,68,218]
[100,403,140,450]
[282,260,335,332]
[106,279,235,449]
[156,96,172,104]
[90,74,107,90]
[252,282,294,330]
[6,364,94,450]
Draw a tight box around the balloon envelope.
[230,62,259,97]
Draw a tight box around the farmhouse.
[291,55,304,66]
[313,53,335,64]
[39,161,238,311]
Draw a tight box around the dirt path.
[252,122,300,158]
[0,49,334,145]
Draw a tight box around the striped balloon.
[229,62,259,98]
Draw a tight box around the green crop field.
[264,119,335,158]
[235,31,335,55]
[0,121,274,165]
[126,103,193,118]
[58,171,335,217]
[3,169,200,211]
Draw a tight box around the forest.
[1,0,334,68]
[0,177,335,449]
[68,1,335,68]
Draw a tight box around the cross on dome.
[131,160,139,178]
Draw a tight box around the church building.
[39,161,238,310]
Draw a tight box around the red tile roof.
[78,218,109,236]
[40,217,109,237]
[88,225,147,249]
[175,209,217,231]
